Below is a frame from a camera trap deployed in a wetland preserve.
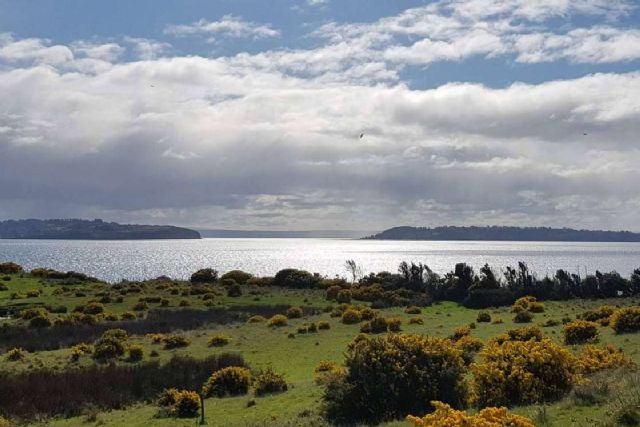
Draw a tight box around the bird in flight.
[359,133,364,139]
[583,133,588,136]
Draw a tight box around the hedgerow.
[323,334,467,425]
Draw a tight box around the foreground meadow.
[1,262,639,426]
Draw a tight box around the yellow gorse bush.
[577,344,635,375]
[563,319,599,345]
[407,401,534,427]
[610,306,640,334]
[471,338,578,407]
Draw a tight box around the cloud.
[164,15,280,40]
[123,37,171,60]
[0,34,73,65]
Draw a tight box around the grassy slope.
[1,274,639,426]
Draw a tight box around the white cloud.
[164,15,280,40]
[71,41,124,62]
[0,34,73,65]
[123,37,171,60]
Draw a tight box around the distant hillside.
[364,226,640,242]
[0,219,201,240]
[198,229,373,238]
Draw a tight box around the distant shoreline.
[364,226,640,243]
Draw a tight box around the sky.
[0,0,639,231]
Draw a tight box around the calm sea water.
[0,238,639,283]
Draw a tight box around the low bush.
[513,310,533,323]
[610,307,640,334]
[190,268,218,284]
[6,347,25,361]
[476,311,491,323]
[163,334,190,349]
[323,334,467,425]
[202,366,251,398]
[578,305,615,322]
[221,270,252,285]
[227,284,242,297]
[318,320,331,330]
[387,317,402,332]
[407,401,534,427]
[359,306,376,320]
[93,336,125,361]
[405,306,421,315]
[336,289,352,303]
[128,344,144,362]
[254,369,288,396]
[20,307,49,320]
[286,306,303,319]
[157,388,200,418]
[408,317,423,325]
[471,338,578,407]
[83,302,104,315]
[208,334,232,347]
[314,360,346,385]
[29,315,52,328]
[451,326,470,341]
[0,415,11,427]
[266,314,288,327]
[132,301,148,311]
[0,262,23,274]
[577,345,635,375]
[563,319,599,345]
[341,308,362,324]
[248,315,266,323]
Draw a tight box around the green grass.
[1,273,639,426]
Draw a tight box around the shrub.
[6,347,25,361]
[83,302,104,315]
[405,306,421,315]
[610,307,640,334]
[577,345,635,375]
[273,269,320,289]
[341,308,362,325]
[578,305,615,322]
[318,320,331,330]
[540,318,560,327]
[254,369,288,396]
[103,328,128,340]
[387,316,402,332]
[20,307,49,320]
[0,416,11,427]
[512,296,537,312]
[128,344,144,362]
[221,270,252,285]
[462,288,515,309]
[529,302,545,313]
[314,360,346,385]
[513,310,533,323]
[326,285,342,301]
[409,317,424,325]
[286,306,303,319]
[336,289,352,304]
[26,289,41,298]
[563,320,599,345]
[451,326,470,341]
[133,301,148,311]
[248,315,266,323]
[507,326,544,342]
[29,315,52,328]
[226,284,242,297]
[471,338,578,407]
[307,322,318,333]
[0,262,23,274]
[323,334,467,425]
[491,316,503,324]
[190,268,218,283]
[163,335,190,349]
[93,336,126,360]
[202,366,251,397]
[359,306,376,320]
[120,311,136,320]
[178,299,190,307]
[407,401,535,427]
[208,334,232,347]
[146,333,166,344]
[266,314,288,327]
[158,388,200,418]
[476,311,491,323]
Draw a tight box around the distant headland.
[364,226,640,242]
[0,219,201,240]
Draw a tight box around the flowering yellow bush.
[286,306,303,318]
[314,360,346,385]
[610,307,640,334]
[407,401,535,427]
[451,326,471,341]
[578,305,615,322]
[202,366,251,397]
[248,315,266,323]
[157,388,200,418]
[266,314,288,327]
[387,316,402,332]
[0,415,12,427]
[471,338,578,407]
[341,308,362,324]
[208,334,232,347]
[489,326,543,346]
[577,344,635,375]
[5,347,25,361]
[511,296,537,312]
[318,320,331,330]
[563,319,599,345]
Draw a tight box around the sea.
[0,238,639,283]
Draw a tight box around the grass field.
[1,270,639,426]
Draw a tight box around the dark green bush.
[254,369,288,396]
[202,366,251,397]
